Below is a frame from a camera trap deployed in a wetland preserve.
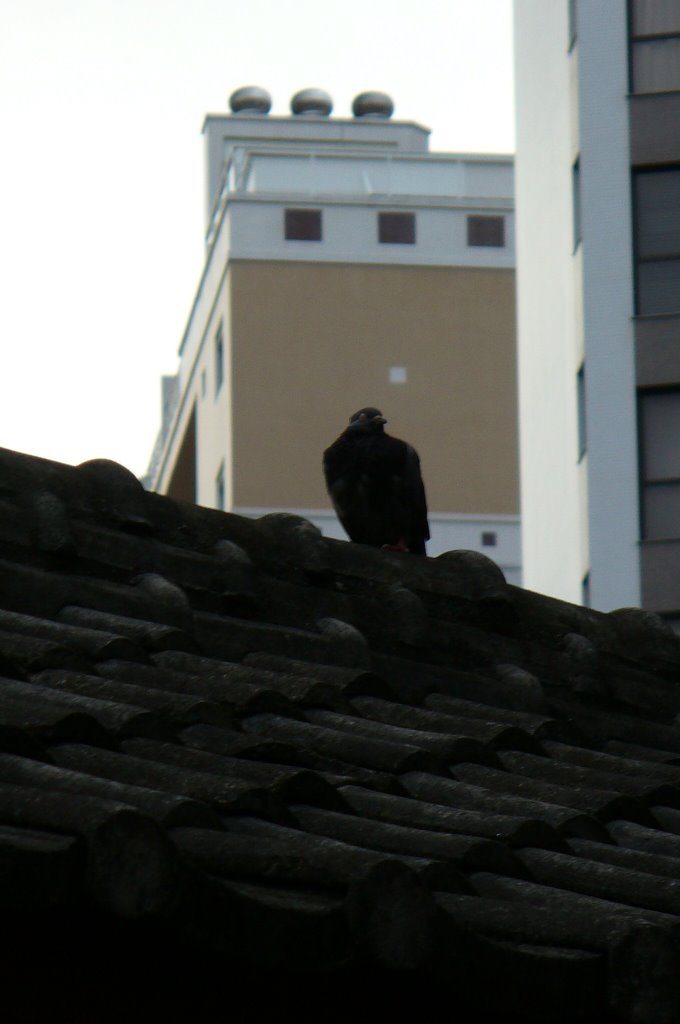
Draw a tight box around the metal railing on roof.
[205,147,513,249]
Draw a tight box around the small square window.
[379,212,415,245]
[481,531,497,547]
[285,209,322,241]
[467,215,505,248]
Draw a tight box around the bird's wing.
[402,444,430,542]
[322,436,356,504]
[323,436,372,539]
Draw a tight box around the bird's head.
[348,408,387,433]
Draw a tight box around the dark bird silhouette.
[323,407,430,555]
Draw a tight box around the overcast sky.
[0,0,514,478]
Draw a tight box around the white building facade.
[514,0,680,617]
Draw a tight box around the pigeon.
[323,407,430,555]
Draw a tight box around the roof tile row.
[3,448,680,1020]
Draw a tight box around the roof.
[2,446,680,1022]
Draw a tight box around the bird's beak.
[374,416,387,425]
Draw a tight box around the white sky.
[0,0,514,478]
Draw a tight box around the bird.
[323,407,430,555]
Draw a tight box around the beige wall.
[229,260,518,515]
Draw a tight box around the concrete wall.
[228,260,518,516]
[514,0,641,611]
[225,198,514,269]
[514,0,584,604]
[577,1,640,610]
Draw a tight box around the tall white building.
[514,0,680,617]
[146,87,521,579]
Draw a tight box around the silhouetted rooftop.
[1,446,680,1022]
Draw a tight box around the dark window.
[630,1,680,93]
[639,388,680,539]
[638,259,680,314]
[467,215,505,248]
[581,572,590,608]
[632,37,680,91]
[285,209,322,241]
[577,363,587,460]
[215,462,225,511]
[214,322,224,396]
[572,158,582,251]
[635,170,680,258]
[568,0,577,49]
[481,531,497,547]
[631,0,680,35]
[634,169,680,314]
[378,212,416,244]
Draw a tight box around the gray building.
[514,0,680,617]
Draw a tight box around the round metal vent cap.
[352,91,394,119]
[229,86,272,115]
[290,88,333,117]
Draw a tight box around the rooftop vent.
[352,91,394,119]
[229,86,272,115]
[290,88,333,117]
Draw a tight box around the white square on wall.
[389,366,407,384]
